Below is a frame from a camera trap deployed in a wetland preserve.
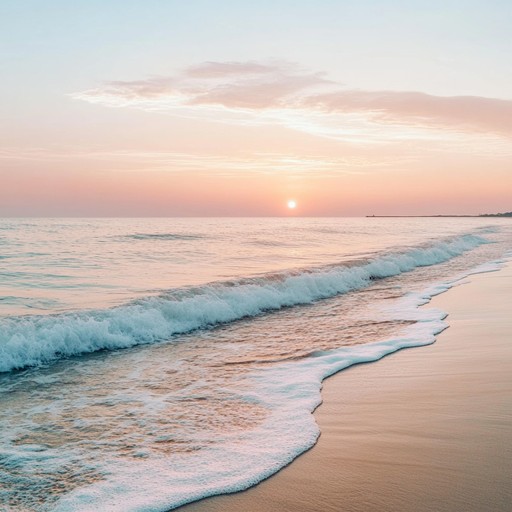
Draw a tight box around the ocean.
[0,217,511,511]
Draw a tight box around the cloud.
[72,61,512,137]
[72,60,332,110]
[302,90,512,136]
[186,61,280,78]
[0,146,380,177]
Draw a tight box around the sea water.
[0,218,510,511]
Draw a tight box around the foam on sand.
[51,255,508,512]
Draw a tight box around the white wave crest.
[0,234,487,373]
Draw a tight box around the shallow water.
[0,218,511,511]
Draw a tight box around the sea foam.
[51,255,508,512]
[0,234,487,373]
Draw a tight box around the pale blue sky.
[3,0,512,96]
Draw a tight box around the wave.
[0,233,488,373]
[124,233,205,241]
[51,256,507,512]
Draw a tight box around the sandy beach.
[180,261,512,512]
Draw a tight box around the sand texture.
[179,263,512,512]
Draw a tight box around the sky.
[1,0,511,216]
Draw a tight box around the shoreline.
[178,261,512,512]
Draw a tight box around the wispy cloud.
[72,61,332,110]
[71,60,512,139]
[302,90,512,136]
[0,146,382,176]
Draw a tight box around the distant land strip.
[366,212,512,218]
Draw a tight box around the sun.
[287,200,297,209]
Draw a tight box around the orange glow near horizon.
[2,154,510,217]
[2,56,512,216]
[2,3,512,217]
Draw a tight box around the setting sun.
[287,200,297,209]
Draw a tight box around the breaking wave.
[0,234,488,373]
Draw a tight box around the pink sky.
[2,2,511,216]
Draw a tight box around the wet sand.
[179,261,512,512]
